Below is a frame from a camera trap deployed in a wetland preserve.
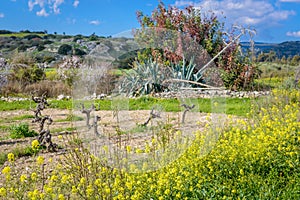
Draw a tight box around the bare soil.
[0,108,213,179]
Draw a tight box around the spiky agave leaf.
[170,57,203,88]
[119,59,166,96]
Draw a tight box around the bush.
[0,81,22,96]
[58,44,72,55]
[23,34,42,40]
[9,65,45,85]
[10,52,36,66]
[9,123,38,139]
[136,2,260,90]
[37,45,45,51]
[95,72,119,95]
[35,53,56,63]
[24,80,71,97]
[74,48,86,56]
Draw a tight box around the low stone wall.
[1,90,271,102]
[0,96,30,102]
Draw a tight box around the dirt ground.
[0,108,222,177]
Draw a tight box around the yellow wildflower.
[0,187,7,197]
[36,156,44,165]
[126,145,131,153]
[2,166,10,175]
[20,174,27,183]
[58,194,65,200]
[31,172,37,181]
[7,153,15,163]
[31,140,39,150]
[71,186,77,194]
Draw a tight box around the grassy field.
[0,96,254,116]
[0,33,46,38]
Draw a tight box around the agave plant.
[168,57,204,89]
[119,59,167,96]
[171,58,202,82]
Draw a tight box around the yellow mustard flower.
[0,187,7,197]
[31,140,39,150]
[2,166,10,175]
[20,174,27,183]
[31,172,37,181]
[7,153,15,163]
[58,194,65,200]
[36,155,44,165]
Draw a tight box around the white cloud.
[279,0,300,2]
[73,0,79,8]
[268,10,295,21]
[89,20,100,25]
[52,0,64,14]
[0,13,4,18]
[174,1,194,7]
[286,31,300,37]
[36,8,49,17]
[174,0,295,26]
[28,0,66,16]
[28,0,45,11]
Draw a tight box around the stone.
[57,94,65,100]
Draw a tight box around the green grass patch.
[0,153,7,166]
[0,100,33,111]
[1,97,256,116]
[56,114,84,122]
[51,127,76,133]
[0,146,37,166]
[9,123,38,139]
[0,125,9,131]
[129,96,253,116]
[11,114,34,121]
[49,99,73,110]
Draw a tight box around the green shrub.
[9,123,38,139]
[9,65,45,85]
[58,44,72,55]
[12,146,35,157]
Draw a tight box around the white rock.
[57,94,65,100]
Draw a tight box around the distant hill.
[1,30,300,64]
[241,41,300,58]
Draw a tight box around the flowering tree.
[136,1,260,90]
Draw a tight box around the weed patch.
[9,123,37,139]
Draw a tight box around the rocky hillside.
[0,30,138,69]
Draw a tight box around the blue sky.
[1,0,300,43]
